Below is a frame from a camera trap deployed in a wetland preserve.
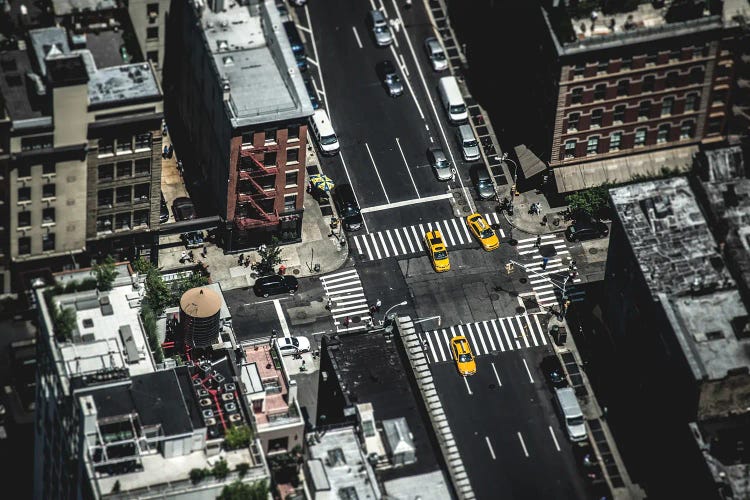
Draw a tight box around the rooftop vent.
[224,382,236,392]
[82,318,94,328]
[200,398,212,407]
[229,413,242,423]
[202,409,214,419]
[221,392,235,401]
[224,402,237,412]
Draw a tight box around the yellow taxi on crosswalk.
[466,212,499,251]
[450,335,476,376]
[425,229,450,272]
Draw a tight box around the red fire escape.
[235,147,279,229]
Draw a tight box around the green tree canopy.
[253,237,283,276]
[144,268,172,315]
[92,255,118,291]
[218,480,268,500]
[565,185,611,218]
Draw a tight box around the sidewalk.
[502,188,571,237]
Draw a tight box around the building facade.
[165,0,314,251]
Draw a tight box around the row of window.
[567,94,699,131]
[16,163,56,178]
[570,67,704,104]
[239,149,301,170]
[98,184,151,208]
[97,210,150,233]
[97,159,151,182]
[571,45,710,79]
[98,134,153,157]
[17,234,55,255]
[18,184,56,202]
[563,122,696,158]
[241,126,302,145]
[18,208,56,227]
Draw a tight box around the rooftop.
[305,426,381,499]
[51,0,118,16]
[0,48,47,122]
[196,0,313,128]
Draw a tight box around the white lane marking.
[518,432,529,458]
[365,142,390,204]
[549,426,561,452]
[371,235,383,260]
[516,316,531,349]
[424,333,438,361]
[360,235,374,261]
[491,362,502,387]
[403,227,416,253]
[273,299,291,338]
[339,152,369,233]
[351,26,363,49]
[485,436,496,460]
[393,227,408,254]
[474,323,488,354]
[490,320,505,352]
[396,137,420,197]
[296,23,312,34]
[354,236,363,256]
[434,329,447,360]
[306,57,318,67]
[441,219,456,246]
[360,193,453,213]
[522,358,535,383]
[524,314,539,346]
[534,314,548,345]
[321,268,358,280]
[450,218,464,244]
[385,229,399,256]
[311,77,324,97]
[376,231,390,257]
[389,44,424,120]
[463,376,472,395]
[482,321,496,351]
[460,218,472,239]
[304,4,327,111]
[499,317,514,351]
[410,225,422,249]
[399,53,409,76]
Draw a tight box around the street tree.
[565,184,610,219]
[218,480,268,500]
[254,237,283,276]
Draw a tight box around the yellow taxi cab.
[425,230,450,272]
[466,212,499,251]
[450,335,476,376]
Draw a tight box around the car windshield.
[450,104,465,114]
[434,249,448,260]
[342,205,360,217]
[458,353,473,363]
[320,134,338,146]
[480,228,494,239]
[435,158,448,168]
[386,74,398,83]
[433,52,446,60]
[291,338,299,347]
[464,139,478,148]
[375,25,387,33]
[568,416,584,427]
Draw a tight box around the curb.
[502,211,568,237]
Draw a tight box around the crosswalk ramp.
[514,235,584,308]
[352,213,505,262]
[421,314,547,364]
[320,268,372,333]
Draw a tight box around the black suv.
[541,355,568,389]
[565,219,609,242]
[332,184,363,231]
[253,275,299,297]
[172,197,196,221]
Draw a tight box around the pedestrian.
[370,305,377,314]
[238,253,244,265]
[177,160,183,175]
[375,299,381,312]
[541,214,548,225]
[167,144,174,158]
[343,316,350,327]
[188,250,194,262]
[541,256,549,270]
[162,145,168,159]
[404,0,412,8]
[535,235,542,248]
[569,259,576,270]
[180,250,187,263]
[366,317,373,328]
[244,260,250,268]
[201,246,207,258]
[326,297,333,310]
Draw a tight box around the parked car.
[450,335,476,376]
[377,60,404,97]
[368,9,393,47]
[332,184,363,231]
[303,75,320,109]
[275,336,311,356]
[465,213,499,251]
[554,386,588,442]
[541,355,568,389]
[472,166,495,200]
[456,124,480,162]
[172,197,196,221]
[427,147,453,181]
[253,274,299,297]
[424,36,448,71]
[182,231,204,249]
[565,219,609,242]
[425,229,450,272]
[159,191,169,223]
[283,21,307,71]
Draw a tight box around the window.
[134,184,150,202]
[690,67,704,84]
[18,237,31,255]
[98,163,114,181]
[17,165,31,178]
[133,209,149,227]
[18,211,31,227]
[116,136,132,153]
[594,84,606,100]
[99,138,114,156]
[642,75,655,92]
[98,189,113,208]
[288,126,300,140]
[241,132,254,145]
[287,148,299,163]
[638,100,651,120]
[97,215,113,232]
[669,49,681,61]
[661,97,674,116]
[146,27,159,40]
[42,233,55,252]
[134,158,150,177]
[571,87,583,104]
[685,93,699,111]
[657,124,670,143]
[264,152,277,167]
[42,183,56,198]
[567,113,580,131]
[573,64,585,78]
[42,207,55,224]
[693,44,708,58]
[707,119,722,134]
[634,128,647,146]
[564,140,576,159]
[646,53,658,66]
[147,3,159,18]
[42,162,55,175]
[116,212,131,230]
[591,109,603,128]
[18,187,31,202]
[613,105,626,124]
[117,162,132,178]
[264,128,277,143]
[597,61,608,74]
[680,121,695,139]
[21,135,53,152]
[609,132,622,151]
[621,56,632,70]
[616,80,629,96]
[586,136,599,155]
[284,194,297,211]
[285,170,298,187]
[116,186,131,204]
[666,71,678,88]
[135,133,152,150]
[147,51,159,63]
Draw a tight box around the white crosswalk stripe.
[515,235,586,308]
[420,314,547,364]
[352,214,506,262]
[320,269,372,333]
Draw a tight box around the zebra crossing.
[515,235,584,308]
[320,268,372,333]
[421,314,548,364]
[352,213,505,262]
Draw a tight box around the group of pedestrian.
[179,250,195,264]
[238,253,251,268]
[369,299,382,314]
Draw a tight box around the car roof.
[469,214,489,228]
[173,196,192,206]
[451,336,471,350]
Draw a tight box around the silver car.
[369,10,393,47]
[456,124,480,162]
[424,36,448,71]
[427,147,453,181]
[378,60,404,97]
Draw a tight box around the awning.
[554,145,698,193]
[514,144,547,179]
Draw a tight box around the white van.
[310,109,339,156]
[555,387,587,443]
[438,76,467,124]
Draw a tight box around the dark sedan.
[172,197,196,221]
[253,275,299,297]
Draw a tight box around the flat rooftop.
[198,0,312,128]
[51,0,117,16]
[0,49,47,122]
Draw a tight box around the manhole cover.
[488,383,497,390]
[296,311,308,319]
[489,293,499,300]
[516,306,526,314]
[508,238,518,246]
[589,247,599,254]
[519,277,527,284]
[293,269,300,275]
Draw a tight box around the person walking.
[343,316,350,328]
[375,299,382,312]
[535,235,542,248]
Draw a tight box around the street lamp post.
[508,259,572,319]
[501,152,519,215]
[382,300,408,333]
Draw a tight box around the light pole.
[501,152,519,215]
[382,300,408,333]
[508,259,572,319]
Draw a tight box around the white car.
[424,36,448,71]
[275,336,311,356]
